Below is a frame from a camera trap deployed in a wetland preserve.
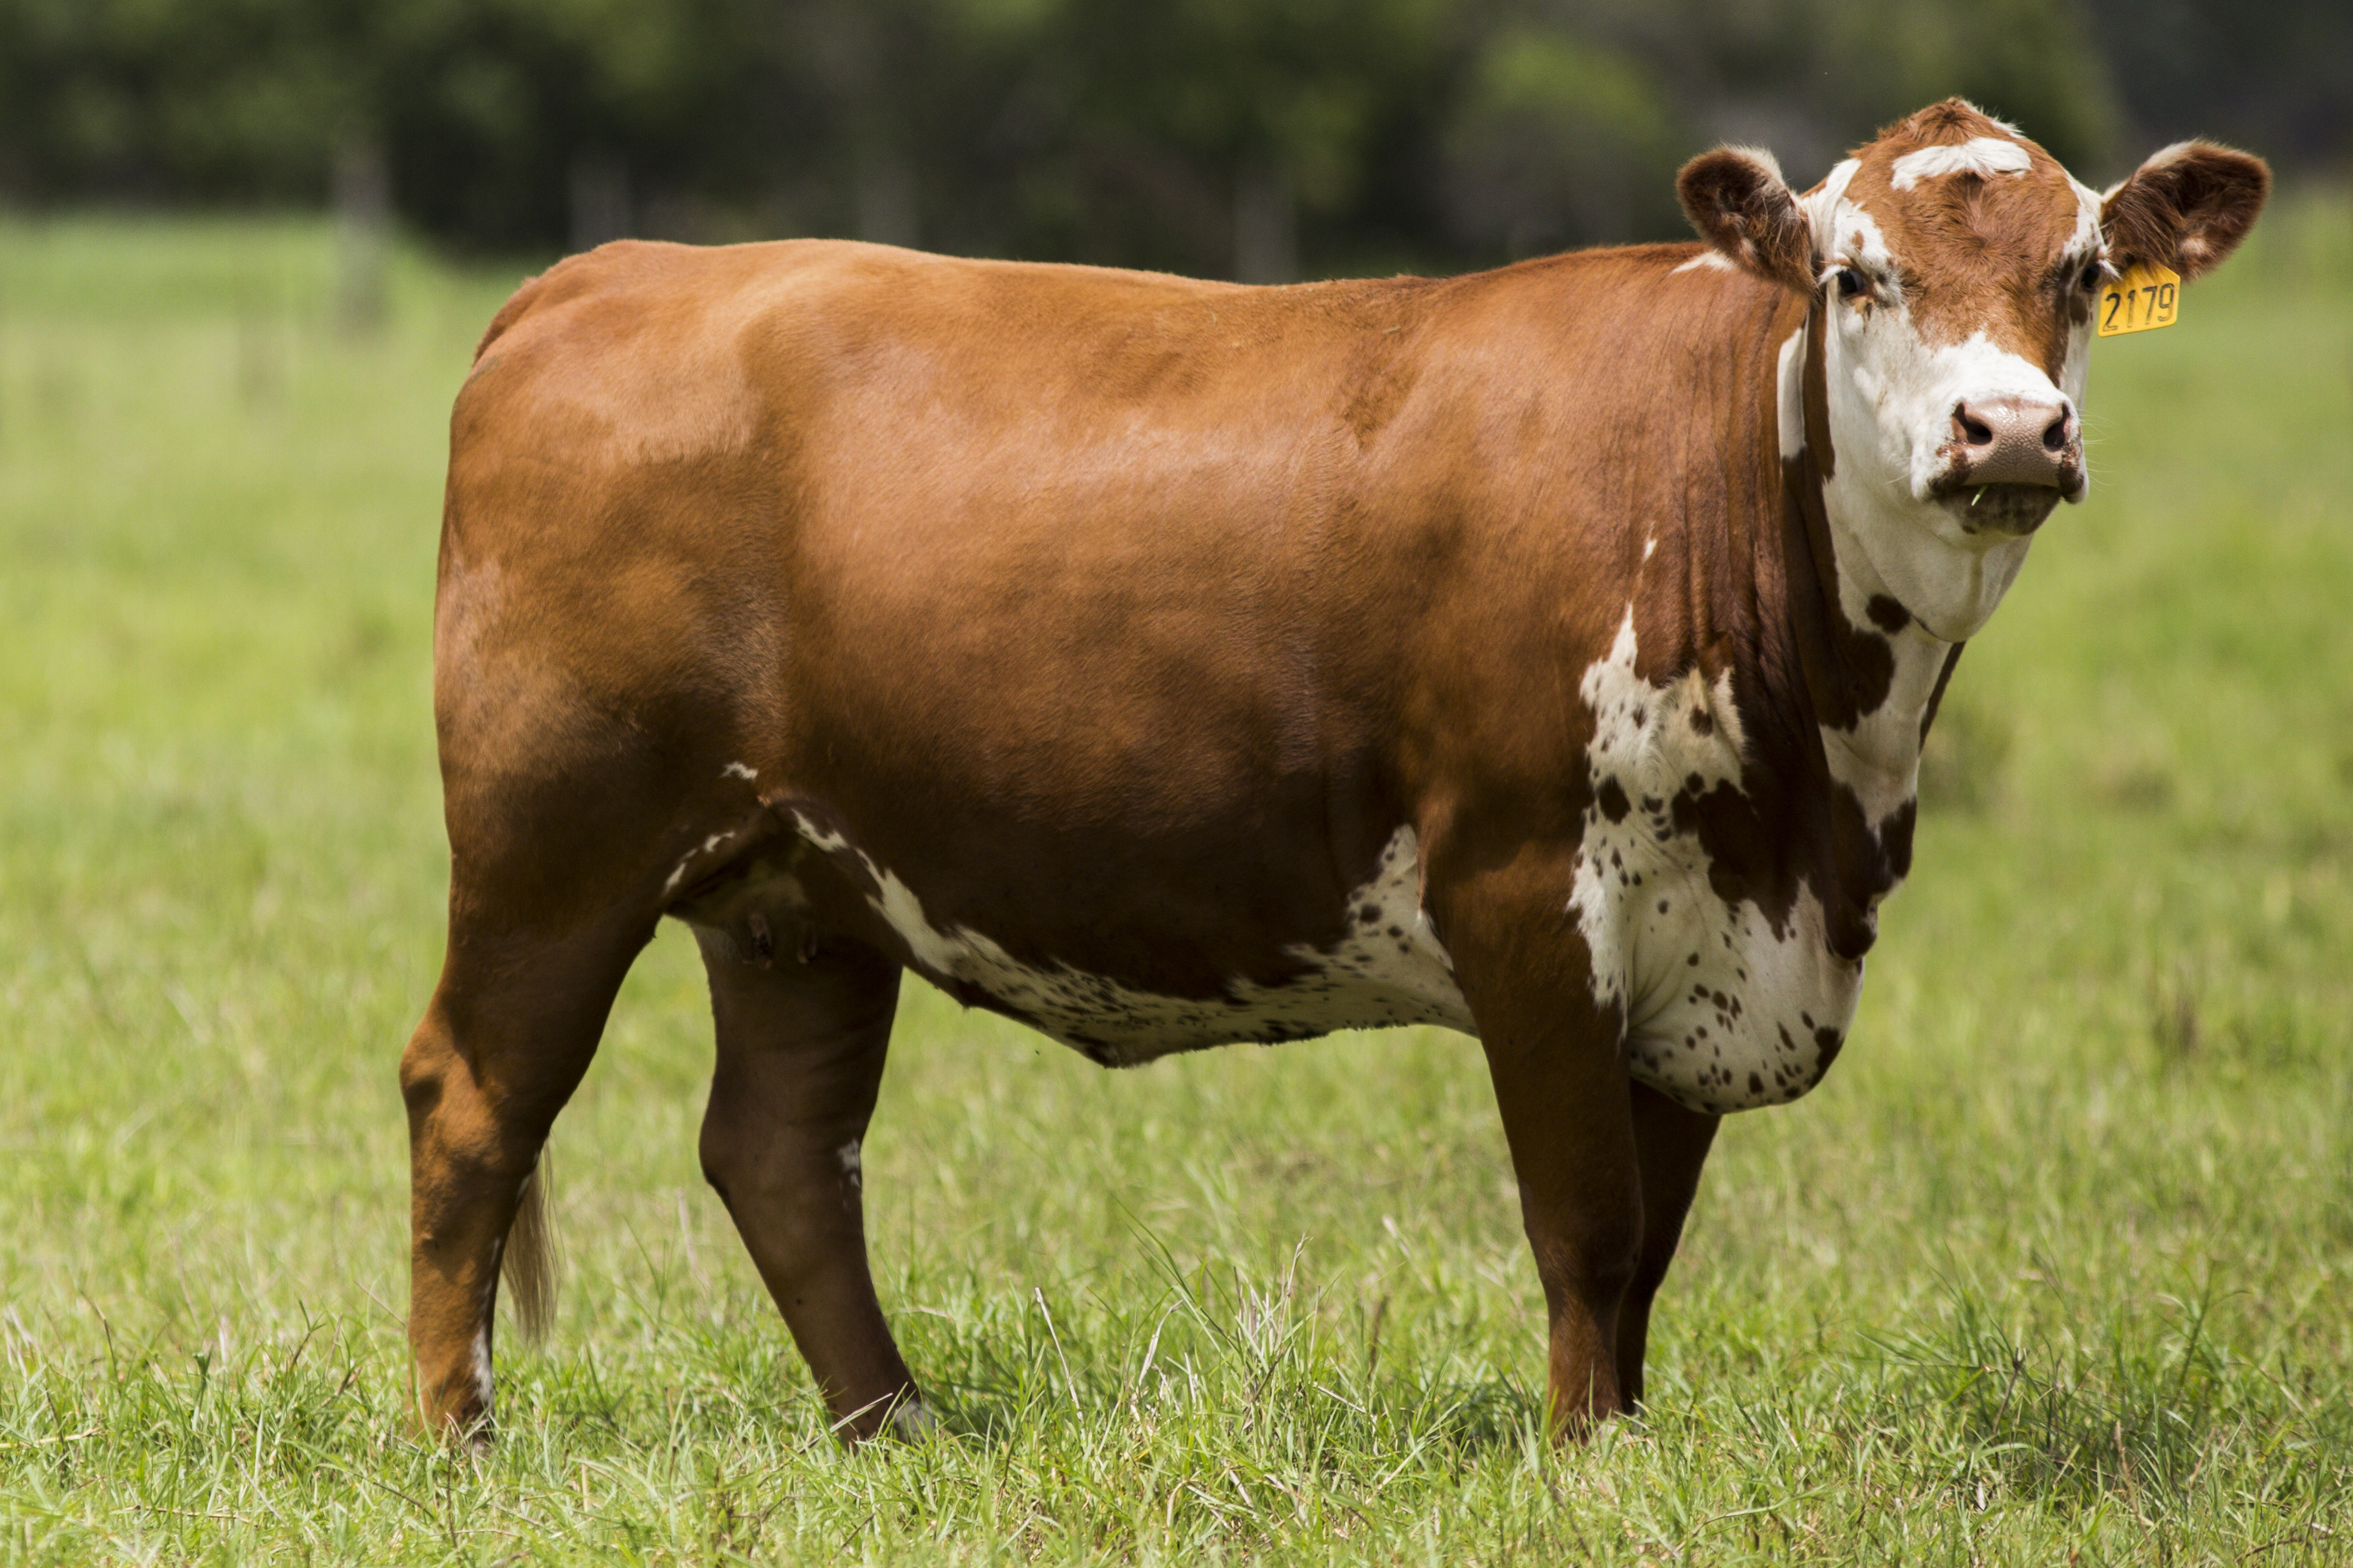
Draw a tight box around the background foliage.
[0,0,2344,271]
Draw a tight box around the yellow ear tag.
[2097,263,2180,336]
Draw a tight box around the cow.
[402,100,2267,1443]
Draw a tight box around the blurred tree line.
[0,0,2343,276]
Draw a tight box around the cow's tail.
[501,1155,561,1343]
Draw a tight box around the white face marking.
[1795,166,2095,642]
[1816,315,2046,640]
[1572,609,1863,1113]
[837,1137,863,1193]
[1642,537,1658,561]
[721,761,758,781]
[787,816,1471,1061]
[1671,250,1739,275]
[1889,136,2032,190]
[2060,205,2101,413]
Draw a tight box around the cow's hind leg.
[693,929,920,1442]
[401,908,651,1438]
[1615,1082,1719,1409]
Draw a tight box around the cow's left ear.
[2101,141,2270,281]
[1678,146,1816,294]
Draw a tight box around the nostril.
[1959,413,1993,447]
[2042,412,2070,452]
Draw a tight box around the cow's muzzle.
[1934,395,2085,534]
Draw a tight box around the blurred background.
[1,0,2345,279]
[2,2,2350,1557]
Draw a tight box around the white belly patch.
[1573,610,1863,1114]
[790,816,1473,1063]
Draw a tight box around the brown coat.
[401,102,2267,1443]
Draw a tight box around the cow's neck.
[1773,301,1963,911]
[1812,547,1959,841]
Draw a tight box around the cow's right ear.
[1677,146,1816,294]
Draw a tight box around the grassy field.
[1,205,2350,1565]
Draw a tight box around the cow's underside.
[657,738,1854,1110]
[672,817,1476,1064]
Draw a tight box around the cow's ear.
[1677,146,1815,294]
[2101,141,2270,281]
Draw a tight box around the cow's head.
[1678,100,2267,640]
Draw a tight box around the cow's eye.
[2078,261,2103,291]
[1834,267,1868,299]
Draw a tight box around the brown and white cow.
[402,101,2267,1441]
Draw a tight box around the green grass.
[2,204,2350,1564]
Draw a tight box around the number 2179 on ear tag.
[2098,263,2180,336]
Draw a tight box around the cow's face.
[1679,101,2267,640]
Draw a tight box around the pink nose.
[1951,397,2080,490]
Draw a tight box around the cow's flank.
[401,101,2267,1445]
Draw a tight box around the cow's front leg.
[1444,891,1644,1437]
[1617,1082,1719,1408]
[1479,1016,1644,1435]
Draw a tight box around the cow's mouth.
[1939,482,2065,537]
